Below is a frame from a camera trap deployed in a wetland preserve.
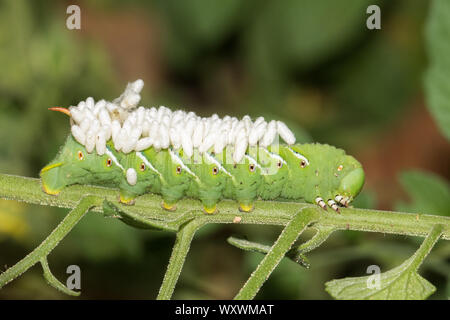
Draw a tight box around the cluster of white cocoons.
[69,80,296,163]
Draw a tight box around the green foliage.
[245,0,375,77]
[351,190,377,209]
[64,213,145,262]
[154,0,245,71]
[234,208,318,299]
[0,196,99,294]
[396,170,450,216]
[325,224,443,300]
[425,0,450,140]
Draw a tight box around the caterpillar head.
[40,135,124,195]
[280,144,365,207]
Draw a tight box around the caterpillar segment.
[146,147,194,211]
[256,146,289,200]
[181,150,230,214]
[110,145,163,205]
[41,80,365,213]
[221,150,264,213]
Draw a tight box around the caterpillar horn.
[48,107,71,117]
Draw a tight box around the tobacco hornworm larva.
[40,80,365,213]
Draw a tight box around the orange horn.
[48,107,71,117]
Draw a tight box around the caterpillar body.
[40,80,365,213]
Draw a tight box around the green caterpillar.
[40,135,364,213]
[40,81,364,213]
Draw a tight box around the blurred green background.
[0,0,448,299]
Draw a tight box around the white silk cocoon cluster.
[69,80,296,163]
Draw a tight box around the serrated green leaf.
[325,263,435,300]
[396,170,450,216]
[425,0,450,140]
[325,224,444,300]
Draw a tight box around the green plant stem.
[409,224,444,271]
[156,213,292,300]
[1,174,448,239]
[228,226,336,267]
[157,218,198,300]
[296,225,335,254]
[40,257,80,296]
[0,196,97,289]
[234,208,319,300]
[227,237,276,255]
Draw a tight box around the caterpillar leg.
[41,182,61,196]
[200,198,219,214]
[314,197,327,211]
[334,195,349,207]
[119,190,136,205]
[239,202,254,213]
[203,204,217,214]
[315,197,340,213]
[161,200,177,212]
[327,199,340,213]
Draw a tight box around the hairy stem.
[409,224,444,271]
[0,174,448,239]
[157,218,198,300]
[234,208,319,299]
[0,196,97,289]
[40,257,80,296]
